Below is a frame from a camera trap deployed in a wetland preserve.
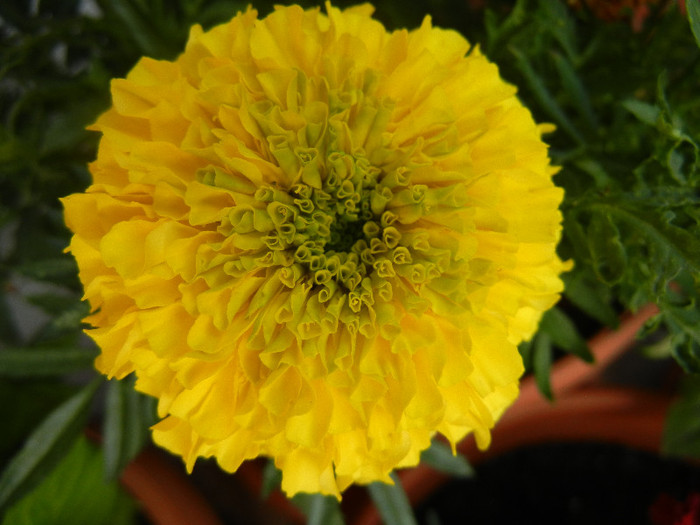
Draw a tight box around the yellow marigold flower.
[63,3,570,497]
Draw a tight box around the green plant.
[1,1,699,524]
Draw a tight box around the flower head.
[63,3,569,497]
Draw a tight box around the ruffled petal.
[63,3,570,498]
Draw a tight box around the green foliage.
[102,376,157,481]
[689,0,700,48]
[0,380,100,513]
[419,439,475,478]
[2,436,136,525]
[292,494,345,525]
[533,332,554,400]
[0,347,95,377]
[539,307,593,362]
[367,473,418,525]
[1,1,700,524]
[482,0,700,374]
[0,381,76,466]
[260,459,283,499]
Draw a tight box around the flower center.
[197,79,466,322]
[247,147,400,301]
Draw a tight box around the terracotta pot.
[350,303,671,525]
[120,447,223,525]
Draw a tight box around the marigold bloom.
[63,3,570,497]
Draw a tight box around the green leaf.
[98,0,176,59]
[484,0,528,54]
[689,0,700,49]
[600,203,700,276]
[672,339,700,373]
[292,493,345,525]
[0,347,95,377]
[13,258,78,283]
[533,332,553,401]
[518,339,534,371]
[539,0,578,62]
[623,99,661,127]
[662,297,700,373]
[39,104,98,157]
[550,51,597,131]
[38,301,92,339]
[587,212,627,285]
[0,381,76,463]
[0,295,20,346]
[367,472,418,525]
[24,294,83,317]
[562,273,619,328]
[0,379,101,513]
[562,212,594,266]
[510,46,585,145]
[102,377,155,480]
[570,158,611,188]
[539,307,593,362]
[1,436,136,525]
[196,2,245,29]
[419,440,474,478]
[260,460,282,499]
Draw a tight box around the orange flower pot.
[120,447,223,525]
[350,303,674,525]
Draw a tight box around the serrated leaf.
[539,307,593,362]
[367,473,418,525]
[602,203,700,276]
[587,212,626,285]
[292,493,344,525]
[420,440,474,478]
[672,339,700,373]
[0,379,101,513]
[662,298,700,373]
[533,333,553,401]
[563,274,619,328]
[2,436,136,525]
[0,347,96,377]
[665,299,700,343]
[562,213,594,265]
[102,377,154,480]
